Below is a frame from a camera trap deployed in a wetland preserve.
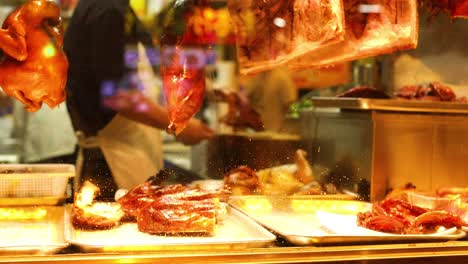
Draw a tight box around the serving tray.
[229,196,466,245]
[308,97,468,114]
[0,206,68,255]
[64,206,275,253]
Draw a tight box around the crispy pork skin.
[290,0,419,69]
[228,0,345,75]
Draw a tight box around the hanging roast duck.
[0,0,68,112]
[159,0,210,135]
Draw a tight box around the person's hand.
[175,118,214,145]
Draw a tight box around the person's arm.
[102,90,213,145]
[94,8,213,144]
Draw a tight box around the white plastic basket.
[0,164,75,198]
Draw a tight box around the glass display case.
[0,0,467,263]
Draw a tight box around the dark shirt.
[64,0,153,136]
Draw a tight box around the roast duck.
[72,178,229,234]
[159,0,209,135]
[358,185,468,234]
[0,0,68,112]
[213,89,264,132]
[357,198,465,234]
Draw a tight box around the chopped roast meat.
[421,0,468,19]
[223,166,261,195]
[0,0,68,112]
[360,215,406,234]
[213,89,264,132]
[396,82,458,101]
[379,198,429,220]
[227,0,345,75]
[452,0,468,17]
[118,183,186,218]
[136,193,216,234]
[413,211,464,229]
[337,86,391,99]
[290,0,419,69]
[357,198,464,234]
[437,187,468,200]
[71,202,124,230]
[117,182,225,234]
[72,181,125,230]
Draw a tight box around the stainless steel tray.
[64,206,276,252]
[0,197,67,206]
[229,196,466,245]
[0,206,68,255]
[309,97,468,114]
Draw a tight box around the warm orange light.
[75,180,100,208]
[291,200,367,214]
[42,44,56,58]
[242,198,273,213]
[203,8,215,20]
[0,207,47,220]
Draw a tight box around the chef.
[64,0,213,200]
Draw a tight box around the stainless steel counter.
[0,241,467,264]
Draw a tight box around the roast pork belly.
[136,194,217,234]
[290,0,419,69]
[118,183,186,218]
[118,182,223,234]
[227,0,345,75]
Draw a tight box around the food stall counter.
[0,241,467,264]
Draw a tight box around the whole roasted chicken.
[0,0,68,112]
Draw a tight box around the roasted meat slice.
[422,0,468,18]
[337,86,391,99]
[136,194,216,234]
[118,182,186,218]
[290,0,419,69]
[224,166,261,195]
[0,0,68,112]
[71,202,124,230]
[452,0,468,17]
[213,89,264,132]
[228,0,345,75]
[437,187,468,200]
[72,181,124,230]
[396,82,457,101]
[360,215,406,234]
[357,198,464,234]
